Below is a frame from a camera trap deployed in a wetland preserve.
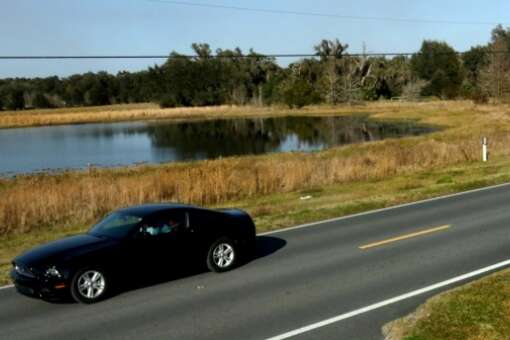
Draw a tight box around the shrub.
[159,94,179,108]
[32,93,53,109]
[5,88,25,110]
[281,79,321,108]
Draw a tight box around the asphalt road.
[1,183,510,340]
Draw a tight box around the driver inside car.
[141,224,159,236]
[161,219,179,234]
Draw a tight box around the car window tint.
[189,209,218,228]
[89,213,142,239]
[144,212,186,236]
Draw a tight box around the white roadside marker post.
[482,137,488,162]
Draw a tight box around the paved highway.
[1,183,510,340]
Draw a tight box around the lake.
[0,115,436,175]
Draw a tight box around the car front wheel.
[207,237,238,273]
[70,268,108,304]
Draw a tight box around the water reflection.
[0,115,436,175]
[137,116,435,160]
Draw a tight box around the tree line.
[1,25,510,111]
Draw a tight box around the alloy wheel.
[77,270,106,299]
[212,243,235,268]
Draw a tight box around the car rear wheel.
[70,268,108,304]
[207,237,238,273]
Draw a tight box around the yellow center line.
[359,224,451,250]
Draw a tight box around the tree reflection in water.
[124,115,436,161]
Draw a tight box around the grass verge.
[383,267,510,340]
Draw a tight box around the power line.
[0,50,507,60]
[0,55,172,60]
[148,0,506,26]
[0,53,412,60]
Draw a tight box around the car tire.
[70,268,109,304]
[245,237,257,261]
[207,237,238,273]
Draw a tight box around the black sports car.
[11,203,256,303]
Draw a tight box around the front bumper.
[10,269,69,300]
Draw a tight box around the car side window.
[141,211,186,237]
[187,209,220,231]
[139,222,163,237]
[160,216,182,234]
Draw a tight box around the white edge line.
[0,182,508,291]
[266,258,510,340]
[0,284,14,290]
[259,181,510,236]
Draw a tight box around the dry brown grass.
[1,100,510,237]
[0,103,358,128]
[0,104,251,128]
[0,132,507,235]
[0,100,491,129]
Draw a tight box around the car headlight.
[45,266,62,278]
[13,263,36,278]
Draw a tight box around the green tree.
[369,56,412,98]
[314,39,349,104]
[411,41,464,98]
[461,45,490,101]
[479,25,510,101]
[32,93,52,108]
[87,82,110,106]
[280,77,321,108]
[6,87,25,110]
[191,43,212,59]
[260,68,286,105]
[463,46,490,85]
[337,56,373,103]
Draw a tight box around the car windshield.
[88,212,143,239]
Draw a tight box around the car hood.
[14,234,116,268]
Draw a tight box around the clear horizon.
[1,0,508,78]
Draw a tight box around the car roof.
[116,203,196,218]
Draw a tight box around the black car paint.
[11,204,256,301]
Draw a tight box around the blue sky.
[1,0,509,77]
